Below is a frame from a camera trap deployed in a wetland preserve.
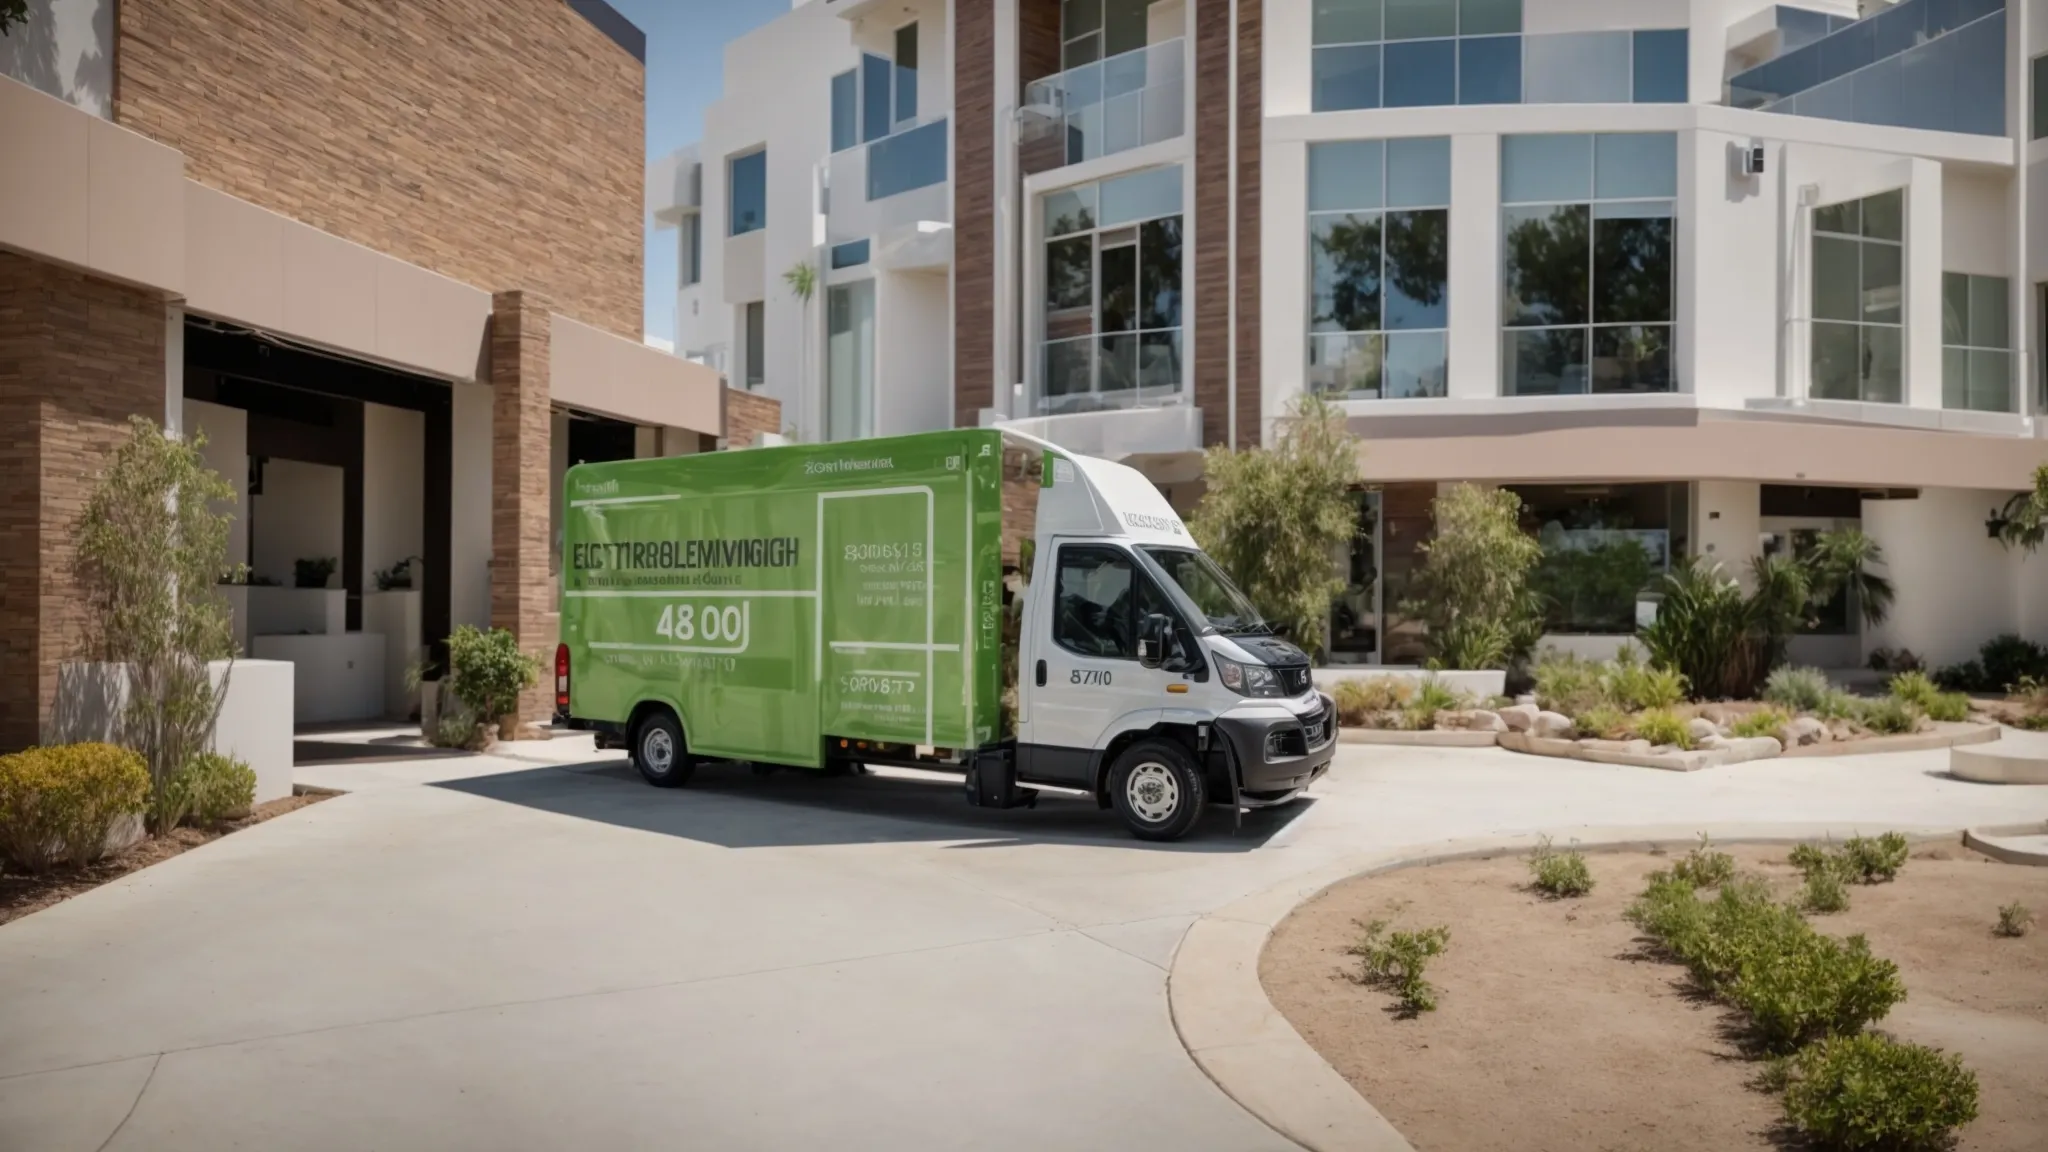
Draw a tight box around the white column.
[989,0,1019,420]
[1903,158,1945,410]
[1862,488,2019,668]
[1261,137,1308,434]
[164,304,185,436]
[1693,481,1761,590]
[1446,133,1500,399]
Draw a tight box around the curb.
[1167,823,1973,1152]
[1963,822,2048,865]
[1338,728,1498,747]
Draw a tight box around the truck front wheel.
[1108,739,1206,842]
[632,709,695,788]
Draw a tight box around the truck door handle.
[1035,660,1046,687]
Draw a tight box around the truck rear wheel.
[632,709,695,788]
[1108,739,1206,842]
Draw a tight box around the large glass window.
[830,71,857,153]
[1038,167,1184,415]
[1310,1,1685,110]
[729,149,766,237]
[1514,483,1688,635]
[830,30,921,156]
[1500,133,1677,396]
[826,281,875,441]
[2034,54,2048,141]
[1308,138,1450,400]
[682,214,701,286]
[1942,272,2013,413]
[894,23,919,126]
[1054,545,1170,660]
[1729,0,2006,137]
[1810,190,1903,404]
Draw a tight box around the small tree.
[1992,463,2048,554]
[73,417,241,834]
[1403,485,1545,670]
[1188,394,1358,658]
[783,259,818,433]
[0,0,26,37]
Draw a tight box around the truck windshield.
[1140,547,1268,635]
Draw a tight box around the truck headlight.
[1216,656,1284,698]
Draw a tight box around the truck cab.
[999,445,1337,840]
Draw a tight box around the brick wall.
[0,254,168,749]
[952,0,995,426]
[114,0,645,340]
[1193,0,1260,449]
[489,292,555,729]
[722,387,782,449]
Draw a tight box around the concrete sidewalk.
[2,736,2042,1150]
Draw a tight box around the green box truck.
[556,428,1335,840]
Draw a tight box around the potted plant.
[293,556,338,589]
[445,625,541,741]
[374,555,421,592]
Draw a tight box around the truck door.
[1018,541,1181,786]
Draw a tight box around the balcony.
[1020,38,1185,176]
[1036,330,1183,417]
[825,115,949,246]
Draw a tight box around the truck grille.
[1280,666,1312,696]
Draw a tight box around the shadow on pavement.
[433,758,1315,851]
[294,741,473,766]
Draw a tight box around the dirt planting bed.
[1261,843,2048,1152]
[1,787,340,927]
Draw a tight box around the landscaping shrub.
[1349,919,1451,1015]
[1528,835,1595,898]
[1886,671,1940,709]
[181,752,257,826]
[1631,708,1693,750]
[1866,646,1923,673]
[1533,650,1608,716]
[430,699,489,751]
[1403,484,1546,671]
[446,625,543,724]
[1332,677,1412,726]
[1402,677,1466,731]
[1815,690,1867,723]
[1671,833,1737,889]
[1727,930,1904,1052]
[1856,696,1921,736]
[1571,706,1632,741]
[0,743,150,871]
[1763,666,1833,713]
[1780,1034,1978,1152]
[1993,902,2032,938]
[1792,833,1909,886]
[1802,869,1850,914]
[1921,692,1971,723]
[1934,634,2048,694]
[1602,651,1688,711]
[1730,707,1792,739]
[1639,560,1775,701]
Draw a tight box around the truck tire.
[632,709,695,788]
[1108,739,1206,842]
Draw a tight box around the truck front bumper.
[1215,691,1338,802]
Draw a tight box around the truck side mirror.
[1137,613,1172,670]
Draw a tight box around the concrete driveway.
[3,735,2044,1151]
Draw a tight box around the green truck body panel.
[561,430,1006,769]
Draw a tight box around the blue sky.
[615,0,791,343]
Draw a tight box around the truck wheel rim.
[1127,762,1179,823]
[644,728,675,774]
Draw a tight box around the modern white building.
[654,0,2048,670]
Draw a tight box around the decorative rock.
[1498,703,1540,733]
[1533,710,1574,738]
[1467,709,1507,733]
[1515,693,1538,707]
[1730,736,1784,758]
[1685,717,1719,742]
[1698,733,1730,751]
[1581,738,1655,755]
[1781,717,1827,747]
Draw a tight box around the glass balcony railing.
[1727,0,2005,136]
[1021,38,1185,174]
[867,116,947,201]
[1036,330,1184,416]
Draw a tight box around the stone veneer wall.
[1194,0,1262,449]
[113,0,646,340]
[723,388,783,449]
[489,292,556,727]
[0,254,167,748]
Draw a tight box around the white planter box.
[252,633,386,724]
[49,659,296,805]
[362,589,423,720]
[248,587,346,636]
[1311,667,1508,700]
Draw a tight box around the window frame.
[742,300,766,390]
[1050,543,1178,663]
[728,149,767,237]
[1940,271,2014,413]
[829,24,923,156]
[1498,132,1679,397]
[1037,166,1187,416]
[1808,189,1906,406]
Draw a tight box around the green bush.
[1348,919,1451,1016]
[1730,707,1792,739]
[1671,833,1737,888]
[1764,666,1834,713]
[1815,690,1866,722]
[1572,705,1632,741]
[180,752,257,826]
[1532,650,1609,717]
[1995,902,2032,938]
[1842,833,1910,883]
[1528,835,1595,898]
[1802,869,1850,914]
[1728,931,1905,1052]
[0,743,150,871]
[1603,655,1688,712]
[430,697,489,750]
[1402,484,1547,671]
[1781,1034,1978,1151]
[446,625,543,721]
[1933,634,2048,694]
[1887,671,1940,708]
[1403,677,1467,731]
[1332,677,1413,726]
[1857,696,1921,735]
[1921,692,1971,724]
[1631,708,1693,750]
